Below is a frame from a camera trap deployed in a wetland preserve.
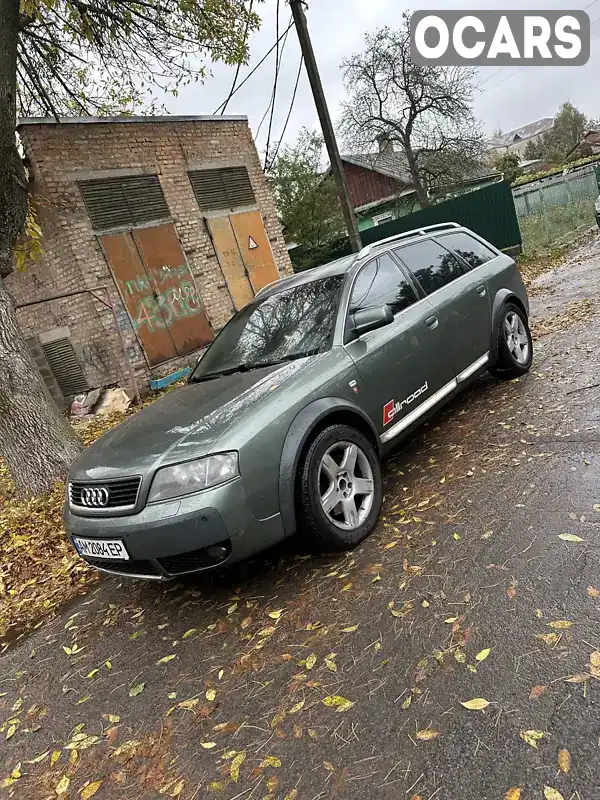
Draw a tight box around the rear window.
[439,231,496,270]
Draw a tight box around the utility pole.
[289,0,361,253]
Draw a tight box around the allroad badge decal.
[383,382,429,426]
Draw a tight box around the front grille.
[158,542,231,575]
[85,557,161,577]
[69,477,142,509]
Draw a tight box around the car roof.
[259,223,475,299]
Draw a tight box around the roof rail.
[358,222,462,259]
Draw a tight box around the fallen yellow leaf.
[587,586,600,598]
[558,534,584,542]
[260,756,282,768]
[520,729,545,748]
[558,748,571,773]
[288,699,305,714]
[341,625,358,633]
[590,651,600,668]
[80,780,103,799]
[156,654,176,666]
[283,790,298,800]
[321,695,354,712]
[305,653,317,670]
[55,775,70,796]
[200,742,217,749]
[547,620,572,630]
[536,633,560,646]
[206,689,216,702]
[504,789,522,800]
[475,648,491,662]
[268,610,284,620]
[230,751,246,782]
[415,729,440,741]
[460,698,490,711]
[544,787,565,800]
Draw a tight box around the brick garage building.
[8,115,292,406]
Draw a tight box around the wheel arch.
[278,398,380,537]
[489,291,529,367]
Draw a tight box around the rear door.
[394,238,492,381]
[344,253,455,443]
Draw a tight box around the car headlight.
[148,453,239,503]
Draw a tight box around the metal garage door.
[99,223,214,366]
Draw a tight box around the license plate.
[73,536,130,561]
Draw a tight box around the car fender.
[489,289,526,366]
[278,397,379,537]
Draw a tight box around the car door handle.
[425,315,439,329]
[476,284,487,297]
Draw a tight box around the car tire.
[489,302,533,380]
[298,424,382,552]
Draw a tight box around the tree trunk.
[0,0,83,496]
[404,145,430,208]
[0,281,83,495]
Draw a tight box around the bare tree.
[339,17,486,207]
[0,0,258,496]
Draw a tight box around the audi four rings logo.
[80,487,110,507]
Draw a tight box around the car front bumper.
[63,477,285,580]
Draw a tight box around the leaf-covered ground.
[1,233,600,799]
[0,398,178,648]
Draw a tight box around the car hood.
[70,359,313,480]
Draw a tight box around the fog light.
[206,545,228,560]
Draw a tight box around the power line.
[476,67,506,89]
[220,0,254,115]
[213,19,294,114]
[480,67,523,94]
[256,13,291,141]
[265,53,304,171]
[264,0,282,168]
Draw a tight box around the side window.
[396,240,464,295]
[439,232,497,270]
[350,254,417,315]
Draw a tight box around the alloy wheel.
[504,311,530,365]
[318,441,375,530]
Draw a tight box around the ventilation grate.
[188,166,256,211]
[79,174,170,231]
[41,338,89,396]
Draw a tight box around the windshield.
[191,275,344,381]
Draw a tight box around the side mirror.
[352,305,393,337]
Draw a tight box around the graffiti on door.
[123,263,205,333]
[99,223,214,366]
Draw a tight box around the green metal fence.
[513,165,599,251]
[289,180,522,272]
[361,180,521,252]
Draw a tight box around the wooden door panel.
[132,224,214,356]
[206,216,254,311]
[229,210,280,293]
[99,232,177,366]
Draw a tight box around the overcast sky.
[168,0,600,159]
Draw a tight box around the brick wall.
[8,117,292,397]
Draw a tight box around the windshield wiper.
[189,350,320,384]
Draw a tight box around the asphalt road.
[2,233,600,800]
